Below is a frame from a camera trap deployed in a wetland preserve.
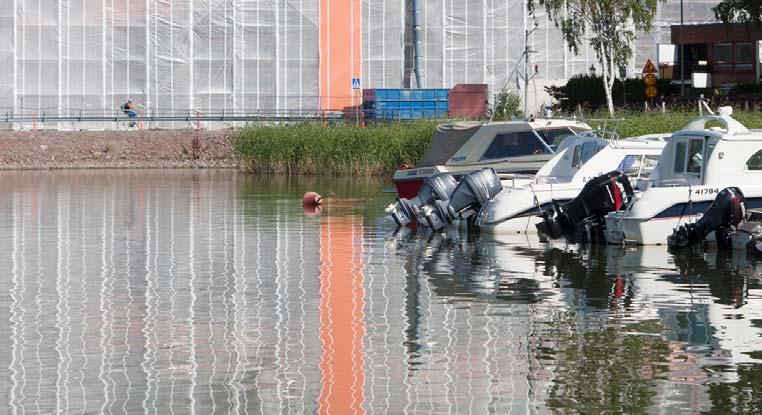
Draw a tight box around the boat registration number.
[692,188,720,196]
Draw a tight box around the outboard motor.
[668,187,746,249]
[536,171,634,241]
[385,173,457,226]
[420,168,502,231]
[742,210,762,257]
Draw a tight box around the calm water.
[0,170,761,414]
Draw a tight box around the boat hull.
[605,193,762,245]
[394,179,424,199]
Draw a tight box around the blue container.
[362,88,451,120]
[385,89,401,100]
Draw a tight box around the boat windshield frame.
[479,128,563,162]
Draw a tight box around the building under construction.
[0,0,719,127]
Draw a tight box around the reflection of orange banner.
[319,0,362,112]
[319,216,365,415]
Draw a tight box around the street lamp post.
[680,0,685,96]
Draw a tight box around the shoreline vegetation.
[235,121,438,175]
[3,110,761,173]
[235,110,762,176]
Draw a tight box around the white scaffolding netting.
[362,0,405,89]
[0,0,721,129]
[417,0,718,103]
[2,0,319,129]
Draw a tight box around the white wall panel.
[0,0,722,129]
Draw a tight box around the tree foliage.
[489,90,523,121]
[529,0,664,116]
[714,0,762,26]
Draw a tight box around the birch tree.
[529,0,663,116]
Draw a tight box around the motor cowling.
[668,187,746,249]
[421,168,503,231]
[386,173,457,226]
[536,171,634,240]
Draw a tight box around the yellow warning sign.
[642,59,657,74]
[644,73,657,86]
[645,86,658,99]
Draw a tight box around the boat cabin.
[649,109,762,188]
[536,134,667,184]
[416,119,590,168]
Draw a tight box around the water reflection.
[0,171,761,413]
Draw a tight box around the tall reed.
[235,121,438,176]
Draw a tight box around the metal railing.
[0,107,457,129]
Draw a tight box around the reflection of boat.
[734,209,762,256]
[474,134,667,234]
[605,108,762,245]
[393,119,591,198]
[606,246,762,366]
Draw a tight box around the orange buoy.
[302,192,323,206]
[302,204,323,217]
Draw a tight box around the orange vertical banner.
[319,0,362,112]
[319,216,366,415]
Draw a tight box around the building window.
[714,42,755,72]
[735,42,755,71]
[715,43,733,72]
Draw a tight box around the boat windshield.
[537,128,581,150]
[480,131,552,161]
[571,141,602,168]
[618,155,660,180]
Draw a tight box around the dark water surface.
[0,170,761,414]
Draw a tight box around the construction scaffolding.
[0,0,719,130]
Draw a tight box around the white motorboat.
[605,107,762,245]
[393,119,591,199]
[472,133,668,234]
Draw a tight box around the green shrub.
[730,83,762,95]
[547,75,678,112]
[489,91,523,120]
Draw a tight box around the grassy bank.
[235,122,438,175]
[235,110,762,176]
[588,110,762,138]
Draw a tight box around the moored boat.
[473,133,668,235]
[605,108,762,245]
[393,119,592,198]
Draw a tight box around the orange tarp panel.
[319,0,362,112]
[318,216,366,414]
